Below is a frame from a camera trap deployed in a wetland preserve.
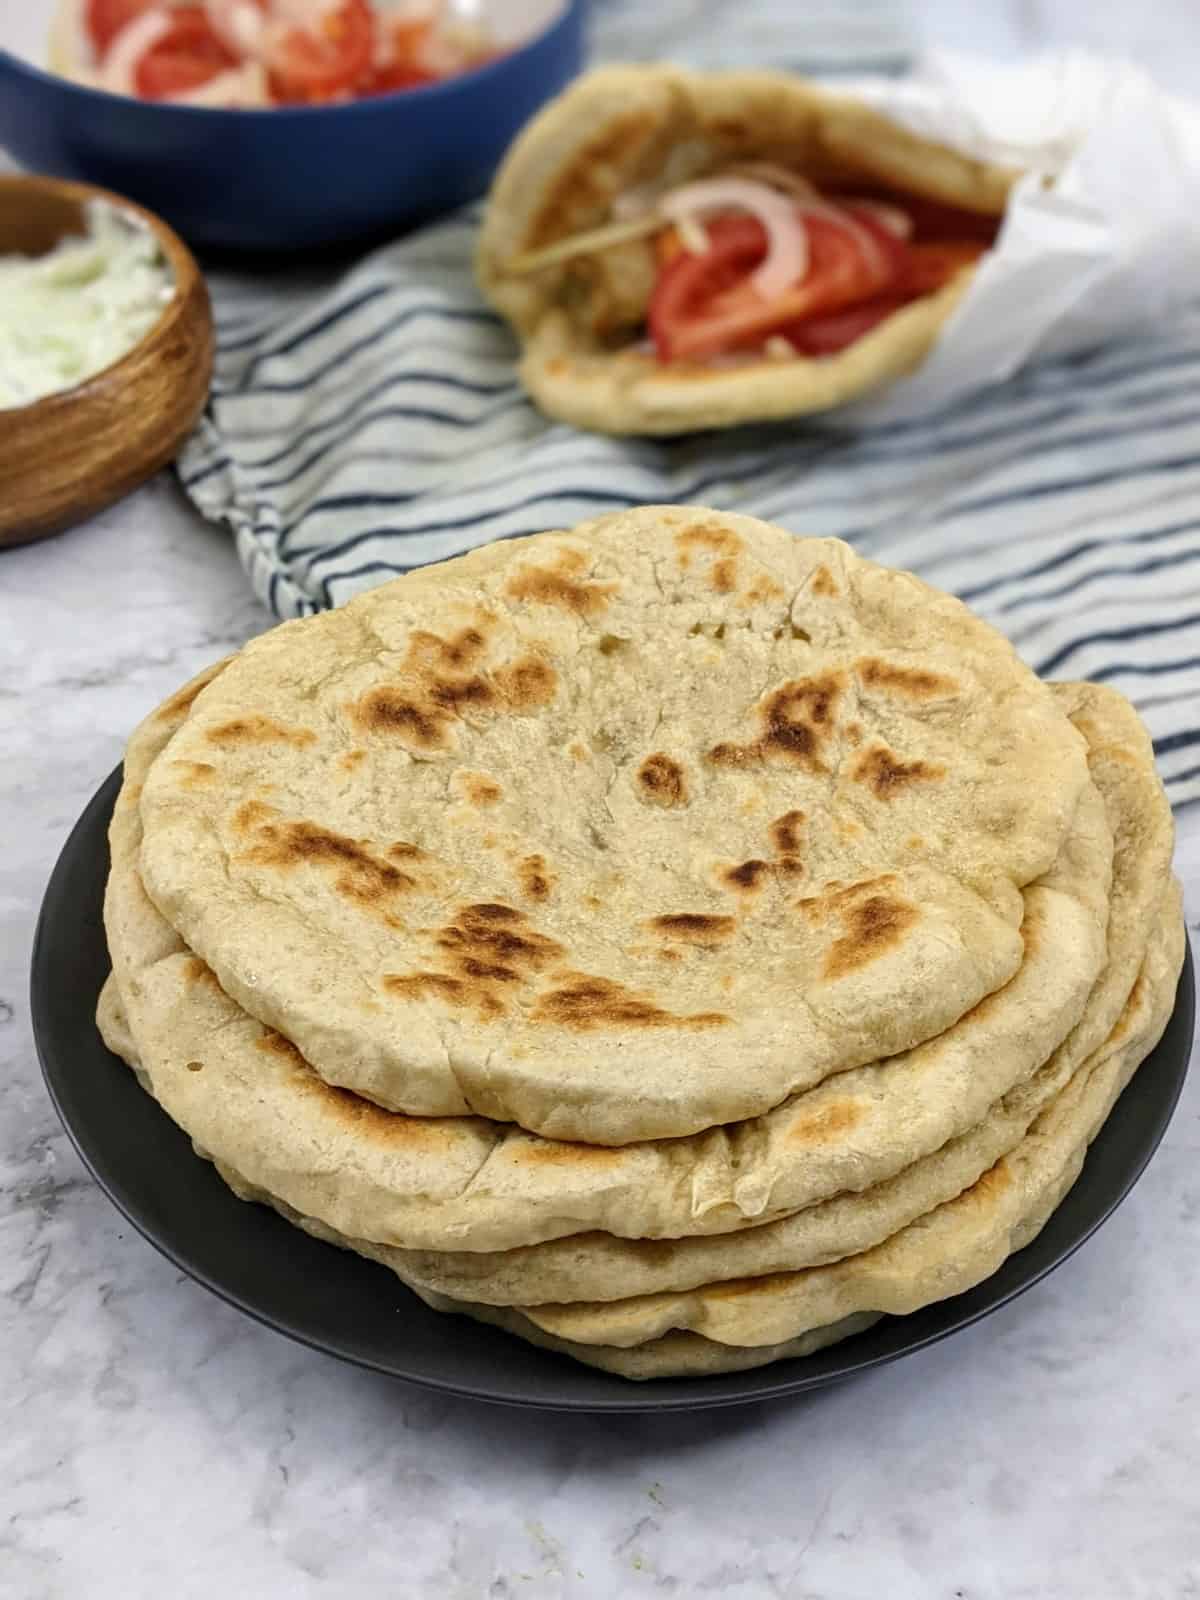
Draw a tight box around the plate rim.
[30,764,1196,1413]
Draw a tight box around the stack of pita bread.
[98,507,1182,1380]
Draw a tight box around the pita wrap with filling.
[134,510,1090,1146]
[478,67,1019,434]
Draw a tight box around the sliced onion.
[99,7,173,94]
[724,162,819,201]
[852,200,913,239]
[675,212,710,256]
[659,178,809,300]
[795,198,888,280]
[204,0,267,57]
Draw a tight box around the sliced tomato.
[783,295,910,356]
[85,0,155,57]
[893,194,1000,245]
[649,206,906,364]
[902,240,989,295]
[267,0,375,104]
[363,19,435,94]
[133,7,237,98]
[829,191,1001,246]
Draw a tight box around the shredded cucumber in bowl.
[0,200,175,409]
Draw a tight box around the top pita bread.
[477,67,1020,433]
[136,508,1088,1144]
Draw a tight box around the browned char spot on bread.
[176,761,216,788]
[787,1099,865,1145]
[348,621,557,751]
[673,522,743,569]
[383,904,564,1021]
[709,672,846,773]
[205,715,317,748]
[382,970,507,1021]
[820,888,919,981]
[532,972,728,1032]
[721,859,772,894]
[240,818,418,905]
[712,558,738,594]
[436,904,563,976]
[649,913,736,947]
[852,744,947,801]
[493,653,558,711]
[637,753,688,808]
[459,772,503,807]
[742,574,785,605]
[769,810,805,856]
[518,854,556,902]
[504,547,617,618]
[857,657,960,699]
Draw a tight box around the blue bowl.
[0,1,585,253]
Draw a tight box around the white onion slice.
[204,0,267,57]
[659,178,809,300]
[99,8,172,95]
[675,213,710,255]
[795,198,889,280]
[725,162,819,201]
[852,200,913,239]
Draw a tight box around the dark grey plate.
[31,766,1195,1412]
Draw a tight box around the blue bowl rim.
[0,0,583,120]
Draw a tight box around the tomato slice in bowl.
[133,7,238,99]
[362,19,436,95]
[266,0,375,103]
[86,0,156,56]
[649,207,907,364]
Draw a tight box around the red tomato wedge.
[783,296,911,357]
[783,240,989,356]
[132,8,238,99]
[902,240,989,295]
[363,17,436,94]
[649,207,907,364]
[85,0,155,56]
[266,0,375,103]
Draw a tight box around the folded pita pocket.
[478,66,1021,434]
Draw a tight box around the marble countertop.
[5,7,1200,1598]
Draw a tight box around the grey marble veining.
[4,5,1200,1596]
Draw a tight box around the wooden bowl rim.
[0,173,211,427]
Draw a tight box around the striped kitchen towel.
[177,0,1200,811]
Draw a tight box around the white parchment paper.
[840,49,1200,420]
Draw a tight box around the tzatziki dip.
[0,200,175,409]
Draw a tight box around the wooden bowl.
[0,175,214,548]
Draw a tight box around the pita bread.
[136,509,1089,1145]
[98,883,1181,1375]
[503,888,1183,1348]
[109,666,1116,1257]
[477,67,1019,434]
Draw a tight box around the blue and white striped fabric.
[177,0,1200,813]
